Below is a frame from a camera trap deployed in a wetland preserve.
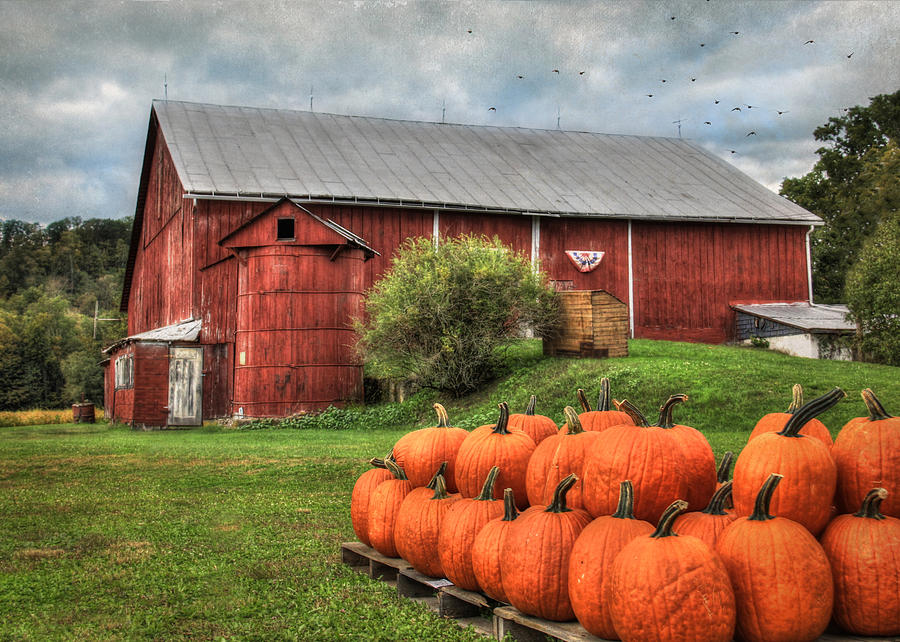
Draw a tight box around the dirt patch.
[106,540,153,563]
[214,524,240,532]
[14,547,66,560]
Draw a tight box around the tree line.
[0,217,130,409]
[780,89,899,365]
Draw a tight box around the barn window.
[277,218,295,241]
[115,354,134,389]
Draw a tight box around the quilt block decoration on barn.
[565,250,604,272]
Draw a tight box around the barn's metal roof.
[152,100,821,226]
[732,303,855,333]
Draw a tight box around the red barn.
[105,100,820,426]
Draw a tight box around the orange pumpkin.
[832,388,900,517]
[394,473,461,578]
[508,395,558,444]
[526,406,602,510]
[568,480,654,639]
[581,399,691,523]
[392,403,469,492]
[733,387,844,536]
[350,455,393,546]
[671,480,737,550]
[501,474,592,621]
[657,394,717,511]
[608,499,736,642]
[748,384,833,449]
[471,487,519,602]
[716,473,834,642]
[367,459,414,557]
[454,402,535,509]
[438,466,505,591]
[820,488,900,636]
[569,378,633,432]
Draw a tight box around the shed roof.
[152,99,820,226]
[103,318,202,353]
[732,303,855,334]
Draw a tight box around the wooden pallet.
[341,543,897,642]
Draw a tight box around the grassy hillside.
[326,338,899,439]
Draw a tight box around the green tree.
[845,147,900,366]
[780,90,900,302]
[355,235,559,396]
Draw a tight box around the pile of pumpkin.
[350,379,899,642]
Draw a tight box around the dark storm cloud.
[1,0,897,223]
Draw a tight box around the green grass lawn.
[0,339,896,640]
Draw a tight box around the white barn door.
[168,347,202,426]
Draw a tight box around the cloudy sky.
[1,0,898,224]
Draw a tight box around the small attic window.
[277,218,295,241]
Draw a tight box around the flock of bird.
[467,15,859,157]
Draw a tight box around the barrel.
[72,403,96,423]
[232,245,366,417]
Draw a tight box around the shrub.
[355,235,559,396]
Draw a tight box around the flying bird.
[552,69,560,73]
[746,131,757,136]
[517,75,524,79]
[745,105,754,109]
[731,107,742,111]
[729,150,737,154]
[579,71,585,75]
[704,121,712,125]
[670,16,676,20]
[646,94,654,98]
[700,43,706,47]
[847,52,854,58]
[729,31,739,35]
[660,79,667,83]
[804,40,815,45]
[467,29,472,33]
[691,77,697,82]
[714,99,720,104]
[488,107,496,111]
[776,110,789,115]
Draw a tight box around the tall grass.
[0,408,94,427]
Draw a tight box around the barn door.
[168,347,202,426]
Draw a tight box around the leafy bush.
[846,209,900,366]
[354,235,559,396]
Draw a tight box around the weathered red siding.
[631,222,809,343]
[232,245,366,416]
[132,343,170,426]
[538,217,630,299]
[439,212,532,257]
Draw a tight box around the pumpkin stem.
[501,488,519,521]
[778,387,845,437]
[577,388,592,413]
[716,452,734,483]
[546,473,578,513]
[492,402,511,435]
[563,406,585,435]
[702,481,733,516]
[611,480,637,519]
[433,403,451,428]
[854,488,888,520]
[476,466,501,501]
[748,473,783,521]
[658,394,689,428]
[426,461,448,490]
[650,500,689,538]
[615,399,650,427]
[786,384,803,414]
[384,458,408,480]
[368,457,387,469]
[525,395,537,416]
[861,388,893,421]
[598,377,612,411]
[431,474,451,500]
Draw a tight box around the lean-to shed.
[106,99,821,425]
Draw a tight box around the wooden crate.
[544,291,628,358]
